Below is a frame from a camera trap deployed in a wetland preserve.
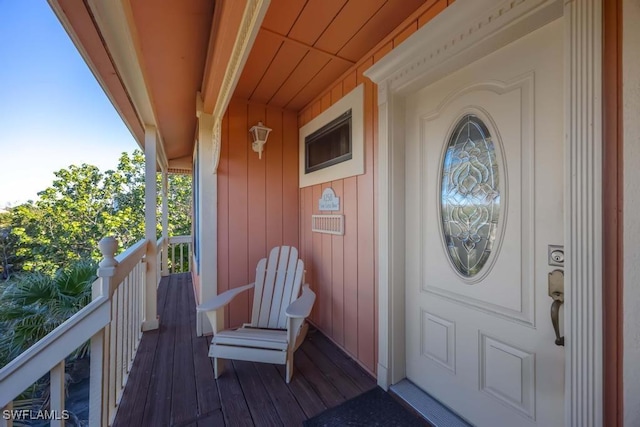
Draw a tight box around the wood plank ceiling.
[129,0,215,160]
[233,0,426,111]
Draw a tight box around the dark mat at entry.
[304,387,429,427]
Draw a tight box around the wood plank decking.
[113,273,376,427]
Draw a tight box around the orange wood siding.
[297,0,451,374]
[217,100,300,328]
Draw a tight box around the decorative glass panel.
[440,114,500,278]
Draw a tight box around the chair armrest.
[197,283,254,312]
[285,285,316,319]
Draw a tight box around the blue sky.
[0,0,138,207]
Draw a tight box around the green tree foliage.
[0,210,20,279]
[4,150,192,275]
[167,173,192,237]
[0,150,192,413]
[0,260,97,368]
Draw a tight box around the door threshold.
[390,380,472,427]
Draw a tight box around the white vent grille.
[312,215,344,235]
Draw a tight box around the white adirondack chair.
[197,246,315,383]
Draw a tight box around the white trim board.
[622,0,640,424]
[364,0,603,426]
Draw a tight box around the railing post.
[89,236,117,427]
[161,170,169,277]
[94,236,118,298]
[49,361,65,427]
[144,126,159,331]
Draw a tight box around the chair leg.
[285,351,294,383]
[214,358,225,379]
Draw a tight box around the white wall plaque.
[319,188,340,211]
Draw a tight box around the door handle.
[548,269,564,346]
[551,299,564,346]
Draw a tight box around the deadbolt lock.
[548,245,564,267]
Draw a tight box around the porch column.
[143,125,159,331]
[161,167,169,277]
[195,108,218,336]
[565,0,603,426]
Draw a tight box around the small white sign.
[319,188,340,211]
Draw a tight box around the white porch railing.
[157,235,192,276]
[0,237,148,427]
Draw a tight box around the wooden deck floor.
[113,273,376,427]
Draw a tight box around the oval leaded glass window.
[440,114,500,278]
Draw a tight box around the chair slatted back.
[251,246,304,329]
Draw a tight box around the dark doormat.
[304,387,429,427]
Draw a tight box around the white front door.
[405,19,565,427]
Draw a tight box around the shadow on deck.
[113,273,376,427]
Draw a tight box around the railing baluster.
[166,236,192,274]
[124,274,130,371]
[89,327,105,427]
[128,269,134,368]
[180,243,184,272]
[130,265,135,357]
[108,291,117,422]
[116,286,124,402]
[49,361,65,427]
[171,245,175,274]
[134,262,140,348]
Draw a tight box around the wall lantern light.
[249,121,272,159]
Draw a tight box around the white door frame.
[364,1,603,426]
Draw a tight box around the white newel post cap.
[98,236,119,269]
